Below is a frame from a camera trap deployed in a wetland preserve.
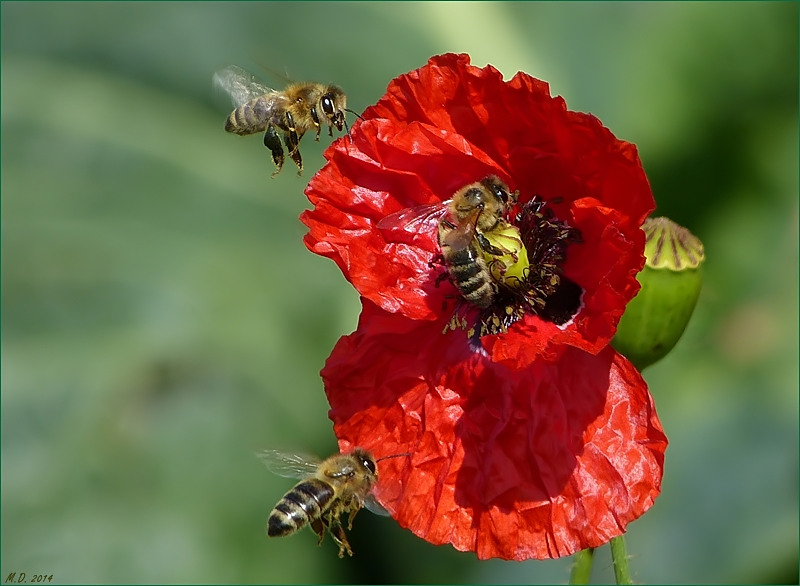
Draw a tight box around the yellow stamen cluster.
[483,223,530,287]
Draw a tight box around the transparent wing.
[213,65,276,107]
[363,494,391,517]
[256,449,321,479]
[376,201,450,235]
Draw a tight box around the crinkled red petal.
[303,118,505,320]
[366,53,653,230]
[483,198,647,369]
[303,53,654,357]
[323,301,667,561]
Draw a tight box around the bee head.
[481,176,514,205]
[351,449,411,478]
[351,448,377,476]
[320,86,347,132]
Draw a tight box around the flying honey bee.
[213,65,348,176]
[258,448,406,558]
[378,176,522,309]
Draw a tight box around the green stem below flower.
[569,548,594,584]
[610,536,633,584]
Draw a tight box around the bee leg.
[284,110,297,134]
[346,503,362,531]
[476,233,505,257]
[310,518,326,547]
[434,270,450,287]
[325,519,354,558]
[315,511,354,558]
[285,127,304,156]
[487,257,508,281]
[309,106,322,141]
[263,126,285,177]
[283,131,304,175]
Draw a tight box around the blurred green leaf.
[2,2,797,584]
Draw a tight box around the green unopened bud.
[612,217,705,370]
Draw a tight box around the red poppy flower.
[301,53,667,560]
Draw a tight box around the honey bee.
[258,448,405,557]
[378,176,521,309]
[213,65,348,176]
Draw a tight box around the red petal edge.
[304,53,666,561]
[323,300,667,561]
[302,53,654,360]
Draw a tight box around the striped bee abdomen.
[447,246,494,308]
[267,478,334,537]
[225,97,271,135]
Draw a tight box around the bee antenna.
[376,452,412,463]
[343,115,351,139]
[345,108,364,121]
[344,109,363,141]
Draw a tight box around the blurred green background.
[2,2,797,584]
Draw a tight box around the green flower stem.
[610,536,633,584]
[569,548,594,584]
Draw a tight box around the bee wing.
[363,494,391,517]
[440,214,478,248]
[376,202,450,235]
[213,65,277,107]
[256,449,321,479]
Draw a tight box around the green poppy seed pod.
[612,217,705,370]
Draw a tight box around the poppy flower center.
[442,191,583,341]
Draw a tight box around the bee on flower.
[301,53,667,561]
[378,174,583,342]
